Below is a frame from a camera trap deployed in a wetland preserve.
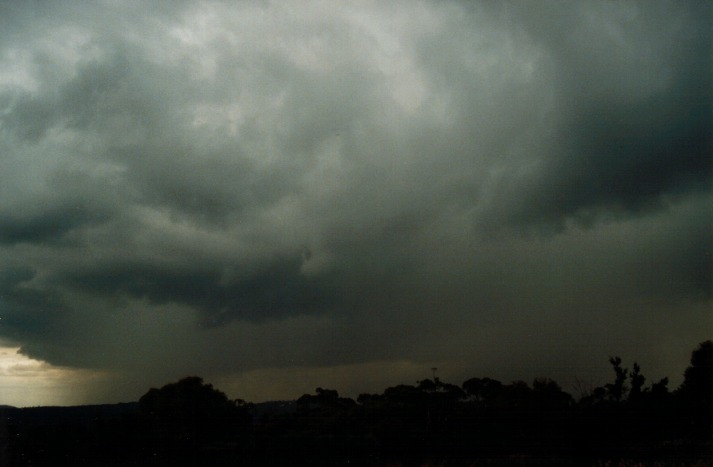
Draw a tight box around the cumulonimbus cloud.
[0,0,709,402]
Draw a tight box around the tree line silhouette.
[1,341,711,466]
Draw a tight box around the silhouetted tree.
[677,340,713,407]
[138,376,251,465]
[605,356,628,402]
[531,377,574,409]
[676,340,713,443]
[297,387,355,410]
[650,376,669,397]
[628,362,646,401]
[462,377,504,406]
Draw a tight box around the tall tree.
[678,340,713,406]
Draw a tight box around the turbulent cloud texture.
[0,1,710,403]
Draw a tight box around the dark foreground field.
[1,341,710,466]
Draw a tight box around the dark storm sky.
[0,0,710,404]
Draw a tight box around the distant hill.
[1,402,139,430]
[250,400,297,419]
[0,399,301,428]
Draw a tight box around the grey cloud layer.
[0,1,709,397]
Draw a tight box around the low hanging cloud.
[0,0,710,403]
